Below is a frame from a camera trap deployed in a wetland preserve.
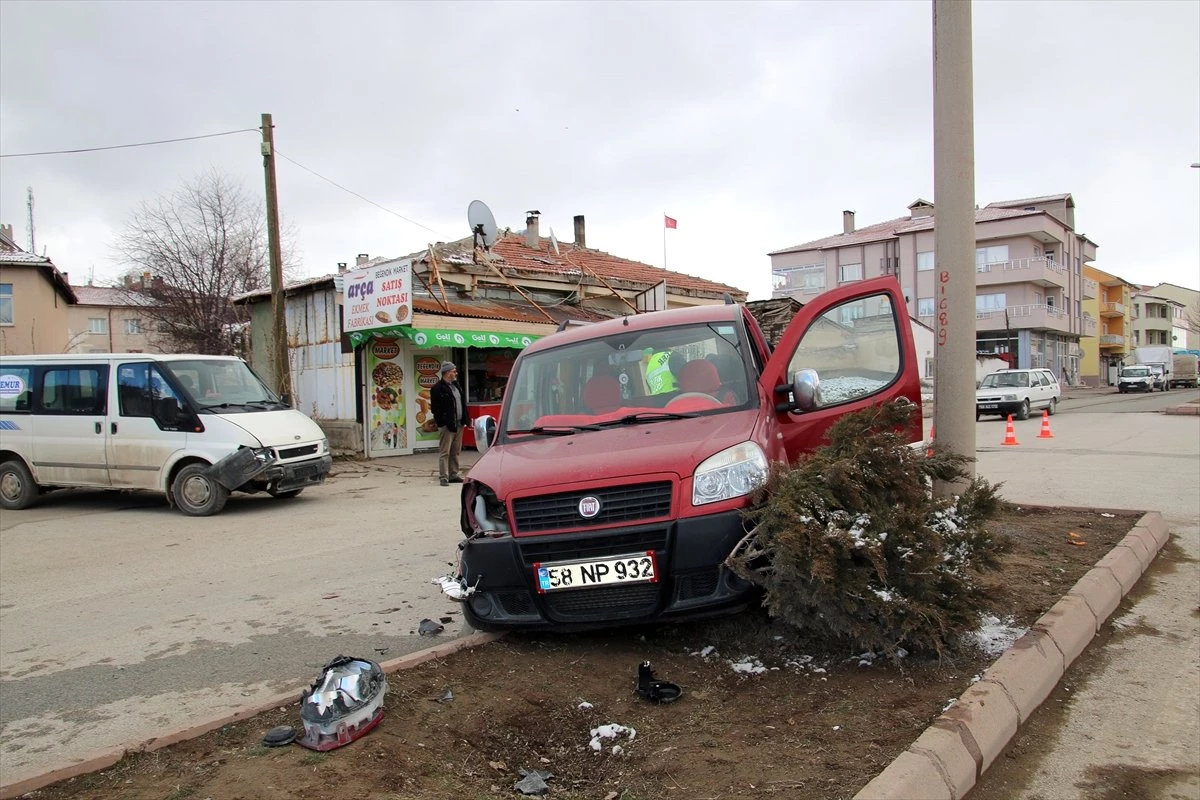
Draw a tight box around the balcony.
[1082,277,1098,300]
[975,303,1071,334]
[1081,315,1097,336]
[1100,301,1126,318]
[976,257,1067,290]
[1099,334,1126,348]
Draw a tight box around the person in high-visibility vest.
[645,350,681,395]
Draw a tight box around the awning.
[348,326,544,349]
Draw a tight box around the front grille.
[278,444,319,460]
[498,591,534,615]
[518,529,669,568]
[676,569,720,600]
[512,481,673,533]
[544,583,661,620]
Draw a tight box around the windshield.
[161,359,282,410]
[979,372,1030,389]
[1121,366,1150,377]
[503,320,751,435]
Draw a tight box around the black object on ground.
[262,725,299,747]
[635,660,682,704]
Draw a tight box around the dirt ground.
[22,502,1142,800]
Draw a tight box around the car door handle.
[111,422,118,435]
[95,421,102,435]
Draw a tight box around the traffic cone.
[1037,409,1054,439]
[926,423,935,457]
[1001,415,1019,446]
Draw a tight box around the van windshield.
[503,322,750,434]
[1121,366,1150,377]
[161,359,283,410]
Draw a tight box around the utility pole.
[260,113,292,405]
[932,0,976,494]
[26,187,35,254]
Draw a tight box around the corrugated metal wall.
[284,289,357,421]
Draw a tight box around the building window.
[125,318,143,335]
[918,297,935,317]
[839,263,863,283]
[976,293,1007,313]
[88,318,108,334]
[0,283,11,325]
[916,251,935,272]
[975,245,1010,267]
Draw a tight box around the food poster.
[412,354,445,446]
[366,338,408,456]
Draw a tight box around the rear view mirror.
[473,416,497,454]
[791,369,822,412]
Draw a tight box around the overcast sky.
[2,0,1197,300]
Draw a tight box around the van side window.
[117,363,184,418]
[787,292,902,406]
[0,367,33,413]
[39,367,108,415]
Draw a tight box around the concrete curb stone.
[0,632,502,800]
[853,510,1167,800]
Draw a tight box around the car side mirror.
[473,415,497,454]
[791,368,822,412]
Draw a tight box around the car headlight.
[1002,394,1017,402]
[693,442,768,506]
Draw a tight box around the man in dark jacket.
[430,361,470,486]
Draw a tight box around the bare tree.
[114,169,291,355]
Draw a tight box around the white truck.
[1130,346,1174,392]
[1170,351,1199,389]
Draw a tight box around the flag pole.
[662,212,667,269]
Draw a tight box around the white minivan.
[0,353,332,515]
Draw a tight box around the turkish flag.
[664,215,677,229]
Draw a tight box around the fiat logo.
[578,496,601,518]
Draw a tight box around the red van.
[447,277,921,631]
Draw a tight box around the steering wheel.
[667,392,721,408]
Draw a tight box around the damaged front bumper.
[212,448,333,493]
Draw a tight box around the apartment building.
[66,283,164,354]
[0,224,77,355]
[1143,282,1199,350]
[1130,289,1186,349]
[769,194,1098,382]
[1081,265,1138,386]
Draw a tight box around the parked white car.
[975,368,1061,421]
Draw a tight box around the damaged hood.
[215,409,326,449]
[470,409,762,496]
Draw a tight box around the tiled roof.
[412,296,615,327]
[986,193,1073,208]
[768,216,913,255]
[427,231,745,299]
[894,206,1042,233]
[72,285,156,307]
[1,253,77,303]
[0,250,51,264]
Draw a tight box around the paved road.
[970,396,1200,798]
[0,454,475,787]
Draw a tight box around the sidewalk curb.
[854,510,1168,800]
[0,632,503,800]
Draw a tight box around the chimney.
[142,271,151,290]
[525,210,541,249]
[356,253,370,266]
[0,223,12,243]
[337,262,348,273]
[573,215,586,248]
[843,210,855,234]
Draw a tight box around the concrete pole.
[260,113,292,405]
[932,0,976,494]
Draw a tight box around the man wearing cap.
[431,361,470,486]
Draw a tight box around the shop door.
[410,353,446,451]
[365,338,411,457]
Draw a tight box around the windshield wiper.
[601,411,698,426]
[508,424,602,436]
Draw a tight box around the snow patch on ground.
[970,613,1027,656]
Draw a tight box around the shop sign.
[348,326,541,349]
[342,260,413,333]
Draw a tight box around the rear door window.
[38,367,109,415]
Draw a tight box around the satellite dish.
[467,200,498,249]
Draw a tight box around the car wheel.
[0,459,39,511]
[268,488,303,499]
[172,463,229,516]
[1016,399,1030,421]
[1047,397,1058,416]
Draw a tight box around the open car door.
[761,276,922,462]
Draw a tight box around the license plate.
[534,551,658,593]
[978,404,999,410]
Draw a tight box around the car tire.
[268,488,303,499]
[0,459,39,511]
[1016,399,1031,420]
[1047,397,1058,416]
[172,463,229,516]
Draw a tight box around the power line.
[0,128,260,158]
[274,149,440,234]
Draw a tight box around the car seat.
[676,359,721,396]
[582,374,622,413]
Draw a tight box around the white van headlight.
[693,442,768,506]
[1001,394,1017,402]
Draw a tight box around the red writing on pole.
[936,271,951,345]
